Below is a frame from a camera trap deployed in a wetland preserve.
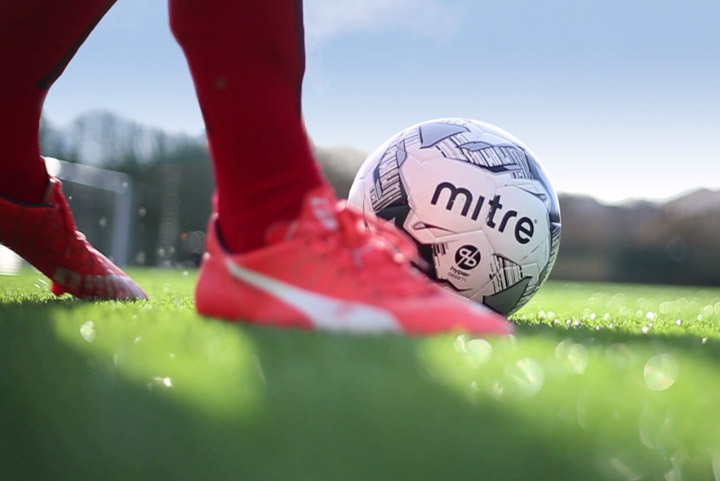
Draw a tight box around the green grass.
[3,269,720,480]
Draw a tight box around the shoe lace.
[325,202,435,296]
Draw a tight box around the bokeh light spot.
[643,353,678,391]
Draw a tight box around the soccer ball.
[348,118,561,315]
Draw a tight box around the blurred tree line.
[555,193,720,286]
[40,113,720,285]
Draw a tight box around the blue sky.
[43,0,720,203]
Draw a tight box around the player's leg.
[0,0,116,203]
[170,0,511,334]
[170,0,326,254]
[0,0,146,299]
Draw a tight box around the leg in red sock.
[169,0,327,253]
[0,0,146,300]
[0,0,116,203]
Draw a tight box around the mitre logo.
[430,181,535,244]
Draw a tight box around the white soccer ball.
[348,118,561,315]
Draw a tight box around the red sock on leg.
[0,0,116,203]
[170,0,327,253]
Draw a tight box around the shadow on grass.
[0,313,624,481]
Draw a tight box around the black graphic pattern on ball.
[455,245,481,270]
[370,139,409,211]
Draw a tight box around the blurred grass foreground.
[3,269,720,480]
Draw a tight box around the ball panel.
[481,185,551,266]
[430,230,495,295]
[403,157,498,237]
[473,260,540,315]
[480,276,531,315]
[401,208,453,245]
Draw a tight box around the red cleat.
[196,186,512,335]
[0,177,147,300]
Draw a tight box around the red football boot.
[196,186,512,335]
[0,177,146,300]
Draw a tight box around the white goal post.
[45,157,133,266]
[0,157,133,274]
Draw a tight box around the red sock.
[0,0,116,203]
[170,0,327,253]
